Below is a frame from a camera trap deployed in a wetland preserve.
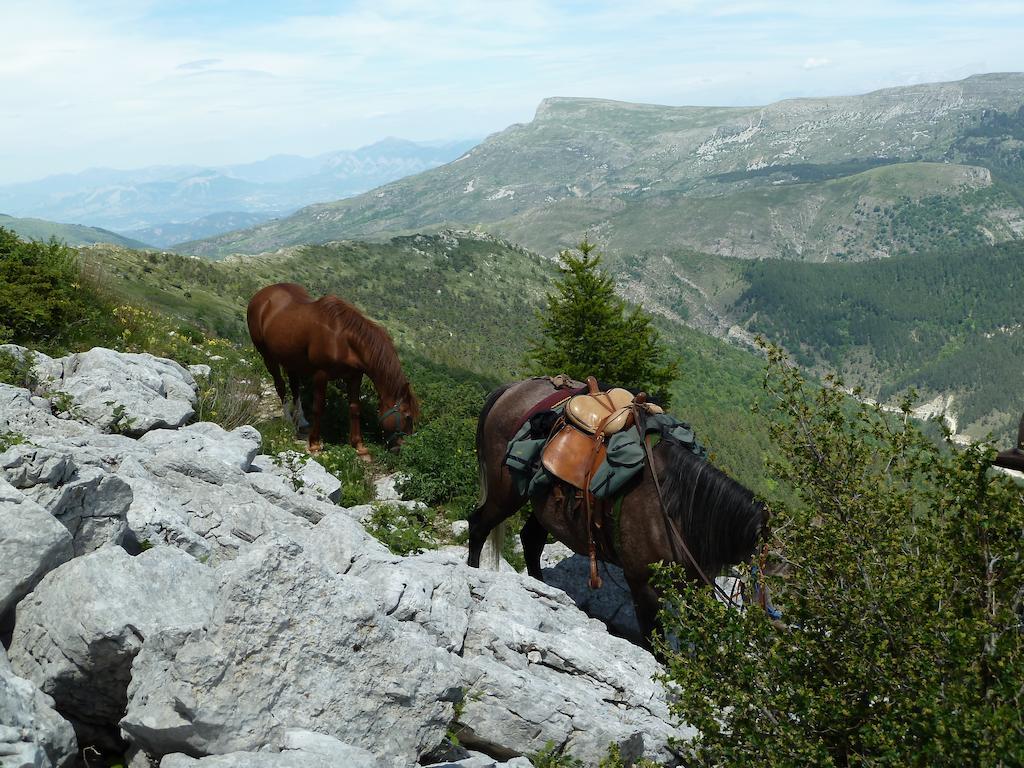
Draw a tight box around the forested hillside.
[735,240,1024,436]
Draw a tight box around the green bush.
[0,348,37,390]
[395,414,478,513]
[654,342,1024,766]
[313,444,375,507]
[364,502,435,556]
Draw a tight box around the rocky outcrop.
[0,477,73,621]
[47,347,197,436]
[0,346,693,767]
[0,645,77,768]
[122,542,465,763]
[7,547,216,743]
[2,444,132,555]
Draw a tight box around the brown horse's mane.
[319,295,420,416]
[658,441,765,576]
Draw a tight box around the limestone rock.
[2,445,132,555]
[0,477,73,620]
[0,646,78,768]
[50,348,197,436]
[250,452,342,504]
[0,383,94,442]
[454,558,689,765]
[118,448,313,565]
[122,541,465,764]
[8,546,215,739]
[138,423,261,474]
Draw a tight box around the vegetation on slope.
[0,214,149,249]
[657,345,1024,766]
[734,240,1024,437]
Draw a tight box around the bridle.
[379,399,412,445]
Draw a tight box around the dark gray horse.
[467,377,769,640]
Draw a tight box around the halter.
[379,399,412,445]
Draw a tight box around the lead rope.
[641,427,740,610]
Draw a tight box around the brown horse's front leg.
[346,377,370,461]
[308,371,328,454]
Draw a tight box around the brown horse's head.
[379,380,421,450]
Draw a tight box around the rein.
[640,426,742,610]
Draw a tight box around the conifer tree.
[527,239,678,404]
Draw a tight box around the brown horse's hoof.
[356,446,372,463]
[308,440,324,454]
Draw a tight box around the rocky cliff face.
[0,346,690,767]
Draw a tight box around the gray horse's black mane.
[658,440,765,577]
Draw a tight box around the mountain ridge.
[177,73,1024,260]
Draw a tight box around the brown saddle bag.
[541,421,606,490]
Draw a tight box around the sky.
[1,0,1023,184]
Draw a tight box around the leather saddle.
[541,377,662,490]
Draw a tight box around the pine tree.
[527,239,678,404]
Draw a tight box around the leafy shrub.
[531,741,583,768]
[364,502,435,556]
[395,414,478,513]
[654,342,1024,766]
[312,444,375,507]
[0,348,37,390]
[0,430,25,452]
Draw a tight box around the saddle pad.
[566,388,637,434]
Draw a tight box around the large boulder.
[325,547,689,765]
[2,445,132,555]
[137,423,261,475]
[48,348,197,436]
[0,477,73,621]
[8,546,215,743]
[118,449,314,565]
[122,541,466,764]
[0,646,78,768]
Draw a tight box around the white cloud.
[803,57,832,70]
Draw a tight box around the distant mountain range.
[0,138,477,246]
[177,73,1024,261]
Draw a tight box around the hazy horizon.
[3,0,1023,184]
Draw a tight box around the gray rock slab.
[4,447,132,555]
[454,564,689,765]
[0,478,73,619]
[122,541,465,764]
[250,452,341,504]
[0,645,78,768]
[50,348,197,436]
[0,383,95,442]
[424,754,535,768]
[118,451,313,566]
[8,546,215,737]
[138,423,261,474]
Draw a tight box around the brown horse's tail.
[476,382,514,571]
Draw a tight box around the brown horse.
[467,377,768,641]
[247,283,420,455]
